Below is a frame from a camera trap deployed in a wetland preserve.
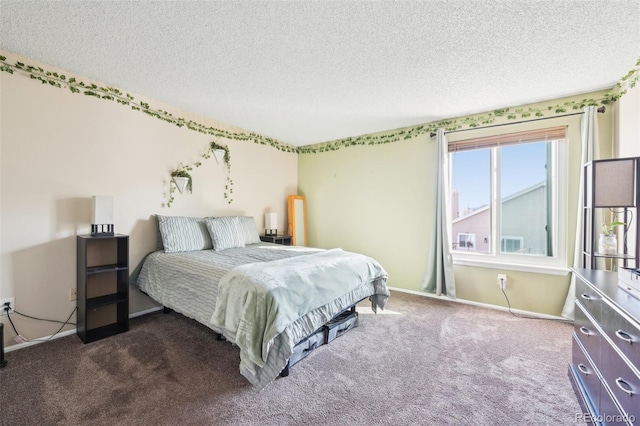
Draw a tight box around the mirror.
[288,195,307,246]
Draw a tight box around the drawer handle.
[577,363,590,375]
[579,326,591,336]
[615,330,634,345]
[615,377,635,397]
[580,292,595,301]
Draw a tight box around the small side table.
[260,235,292,246]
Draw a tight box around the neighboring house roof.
[502,180,546,204]
[453,205,489,224]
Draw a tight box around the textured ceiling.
[1,1,639,146]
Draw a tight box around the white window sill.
[452,255,570,276]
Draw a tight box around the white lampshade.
[265,212,278,229]
[92,196,114,224]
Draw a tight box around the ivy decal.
[298,57,640,153]
[0,55,297,154]
[1,54,638,156]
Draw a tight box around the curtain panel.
[561,106,601,320]
[421,129,456,298]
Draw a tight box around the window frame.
[449,129,568,275]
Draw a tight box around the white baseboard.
[387,286,569,322]
[4,291,565,354]
[4,328,77,353]
[130,306,163,318]
[4,306,164,353]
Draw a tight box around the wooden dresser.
[570,268,640,425]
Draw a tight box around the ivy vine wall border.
[1,52,638,156]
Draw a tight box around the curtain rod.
[429,106,606,138]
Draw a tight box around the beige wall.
[615,83,640,157]
[0,51,297,347]
[299,92,613,316]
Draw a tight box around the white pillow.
[156,215,212,253]
[237,216,261,245]
[206,217,245,251]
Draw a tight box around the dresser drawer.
[576,301,604,367]
[573,334,601,411]
[600,341,640,424]
[577,276,604,325]
[599,384,632,426]
[601,301,640,369]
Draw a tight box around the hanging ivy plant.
[166,141,234,207]
[167,166,193,207]
[209,141,231,164]
[200,141,233,204]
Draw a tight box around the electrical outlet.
[1,297,15,315]
[69,288,77,301]
[497,274,507,289]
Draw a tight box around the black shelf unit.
[582,157,640,270]
[77,234,129,343]
[260,235,292,245]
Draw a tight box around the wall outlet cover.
[0,297,15,316]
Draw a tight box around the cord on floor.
[500,288,562,321]
[12,309,76,326]
[5,307,77,343]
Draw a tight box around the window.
[448,127,567,272]
[501,236,524,253]
[456,232,476,251]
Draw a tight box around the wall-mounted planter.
[172,176,189,194]
[213,149,226,165]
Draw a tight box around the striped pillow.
[237,216,261,245]
[206,217,245,251]
[156,215,212,253]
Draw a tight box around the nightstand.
[77,234,129,343]
[260,235,292,245]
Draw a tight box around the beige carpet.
[0,291,581,425]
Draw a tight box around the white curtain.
[421,129,456,298]
[561,106,600,319]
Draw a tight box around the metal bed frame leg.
[280,361,290,377]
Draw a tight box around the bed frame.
[279,302,359,377]
[162,299,363,378]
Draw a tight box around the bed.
[136,215,390,389]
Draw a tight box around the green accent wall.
[299,91,613,316]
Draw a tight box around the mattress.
[136,242,389,388]
[137,243,321,329]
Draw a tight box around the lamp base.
[265,229,278,237]
[91,224,114,237]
